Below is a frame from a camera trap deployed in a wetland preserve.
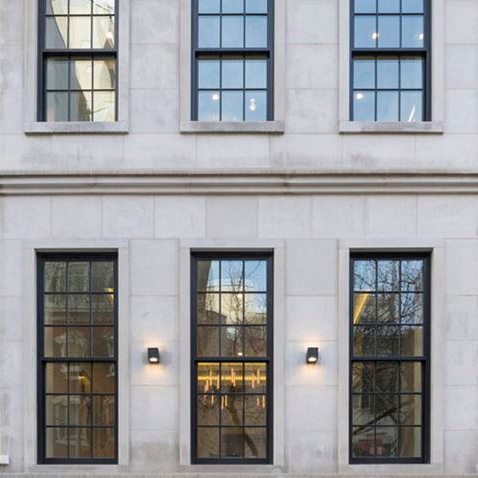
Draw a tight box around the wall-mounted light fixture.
[306,347,319,364]
[147,347,160,364]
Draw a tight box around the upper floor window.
[192,0,274,122]
[351,0,430,122]
[39,0,117,122]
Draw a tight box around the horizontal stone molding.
[2,172,478,195]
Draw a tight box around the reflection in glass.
[198,60,220,89]
[46,363,68,393]
[399,427,421,457]
[70,0,92,14]
[377,260,399,291]
[46,17,68,49]
[198,16,220,48]
[221,326,244,356]
[245,60,267,89]
[222,60,243,89]
[222,362,244,393]
[197,428,219,458]
[245,91,267,121]
[222,394,243,425]
[354,16,376,48]
[245,261,267,291]
[377,91,398,121]
[401,91,422,122]
[354,0,376,13]
[244,363,266,393]
[378,16,400,48]
[197,363,220,393]
[375,325,399,355]
[45,327,67,357]
[94,91,115,121]
[197,326,220,357]
[246,16,267,48]
[93,396,115,426]
[402,0,424,13]
[246,0,267,14]
[401,59,423,89]
[244,326,267,356]
[47,92,69,121]
[93,16,115,49]
[402,16,424,48]
[69,16,92,49]
[401,293,423,324]
[400,362,422,392]
[244,428,267,458]
[93,428,115,458]
[92,326,115,356]
[354,261,376,291]
[68,262,89,292]
[378,0,400,13]
[375,394,398,426]
[198,91,220,121]
[198,293,221,324]
[375,427,398,456]
[353,326,374,356]
[222,91,244,121]
[221,261,244,291]
[199,0,220,13]
[46,395,68,426]
[47,60,69,90]
[354,59,375,89]
[70,363,92,394]
[69,395,91,425]
[223,0,244,13]
[93,60,116,90]
[245,294,267,324]
[244,396,266,425]
[377,59,399,89]
[221,427,243,457]
[222,17,244,48]
[400,326,423,355]
[198,395,220,425]
[353,91,374,121]
[45,295,67,325]
[46,428,68,458]
[197,260,220,292]
[46,0,68,15]
[376,294,399,323]
[69,428,91,458]
[70,91,93,121]
[353,293,376,324]
[68,327,90,357]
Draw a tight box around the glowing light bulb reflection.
[418,32,424,41]
[212,93,220,101]
[355,93,364,100]
[249,98,257,112]
[372,32,380,40]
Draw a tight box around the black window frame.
[350,0,432,122]
[37,0,119,122]
[190,251,274,464]
[191,0,275,121]
[37,252,119,465]
[349,251,431,464]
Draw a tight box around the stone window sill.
[180,120,285,134]
[25,121,129,135]
[339,120,444,134]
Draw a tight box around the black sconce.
[306,347,319,364]
[147,347,160,364]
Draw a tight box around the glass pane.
[352,362,374,393]
[221,427,243,457]
[69,395,91,425]
[354,16,376,48]
[198,293,220,324]
[93,16,115,48]
[45,16,68,49]
[352,426,375,457]
[244,326,267,356]
[69,428,91,458]
[375,427,398,457]
[401,91,422,122]
[246,0,267,13]
[353,91,375,121]
[353,293,376,324]
[92,326,115,356]
[197,260,220,292]
[197,427,219,458]
[221,326,244,356]
[69,16,92,49]
[376,294,399,323]
[377,59,399,89]
[70,0,92,14]
[198,326,220,356]
[46,0,68,15]
[221,293,243,324]
[377,91,398,121]
[68,326,90,357]
[70,58,92,90]
[399,427,421,457]
[377,260,399,291]
[375,362,399,392]
[245,294,267,324]
[70,91,93,121]
[402,15,424,47]
[221,261,244,291]
[46,59,69,90]
[400,362,422,392]
[198,60,220,89]
[198,0,220,13]
[46,428,68,458]
[354,0,376,13]
[245,59,267,89]
[245,16,267,47]
[92,428,115,458]
[352,394,374,425]
[402,0,424,13]
[401,59,423,89]
[375,325,399,355]
[222,91,244,121]
[400,326,423,355]
[400,395,421,425]
[378,16,400,48]
[245,91,266,121]
[222,16,244,48]
[92,295,114,324]
[223,0,244,13]
[354,59,375,89]
[198,16,220,48]
[245,261,267,291]
[45,363,68,393]
[353,326,374,356]
[46,92,69,121]
[244,428,267,458]
[222,362,244,393]
[197,362,220,393]
[244,395,266,425]
[91,261,114,291]
[222,394,243,425]
[354,260,376,291]
[401,260,424,292]
[45,295,67,325]
[68,294,90,325]
[244,363,266,393]
[45,262,67,292]
[94,91,115,121]
[197,394,220,425]
[401,293,423,324]
[45,327,67,357]
[46,395,68,426]
[92,363,115,393]
[198,91,220,121]
[375,394,398,425]
[93,60,116,90]
[378,0,400,12]
[222,59,243,89]
[93,396,116,426]
[68,262,89,292]
[70,363,92,393]
[93,0,115,14]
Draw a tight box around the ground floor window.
[350,252,430,464]
[37,253,118,464]
[191,252,273,464]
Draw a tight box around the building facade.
[0,0,477,475]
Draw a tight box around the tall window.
[350,253,430,463]
[38,254,117,464]
[191,253,273,464]
[351,0,430,122]
[39,0,117,122]
[192,0,274,122]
